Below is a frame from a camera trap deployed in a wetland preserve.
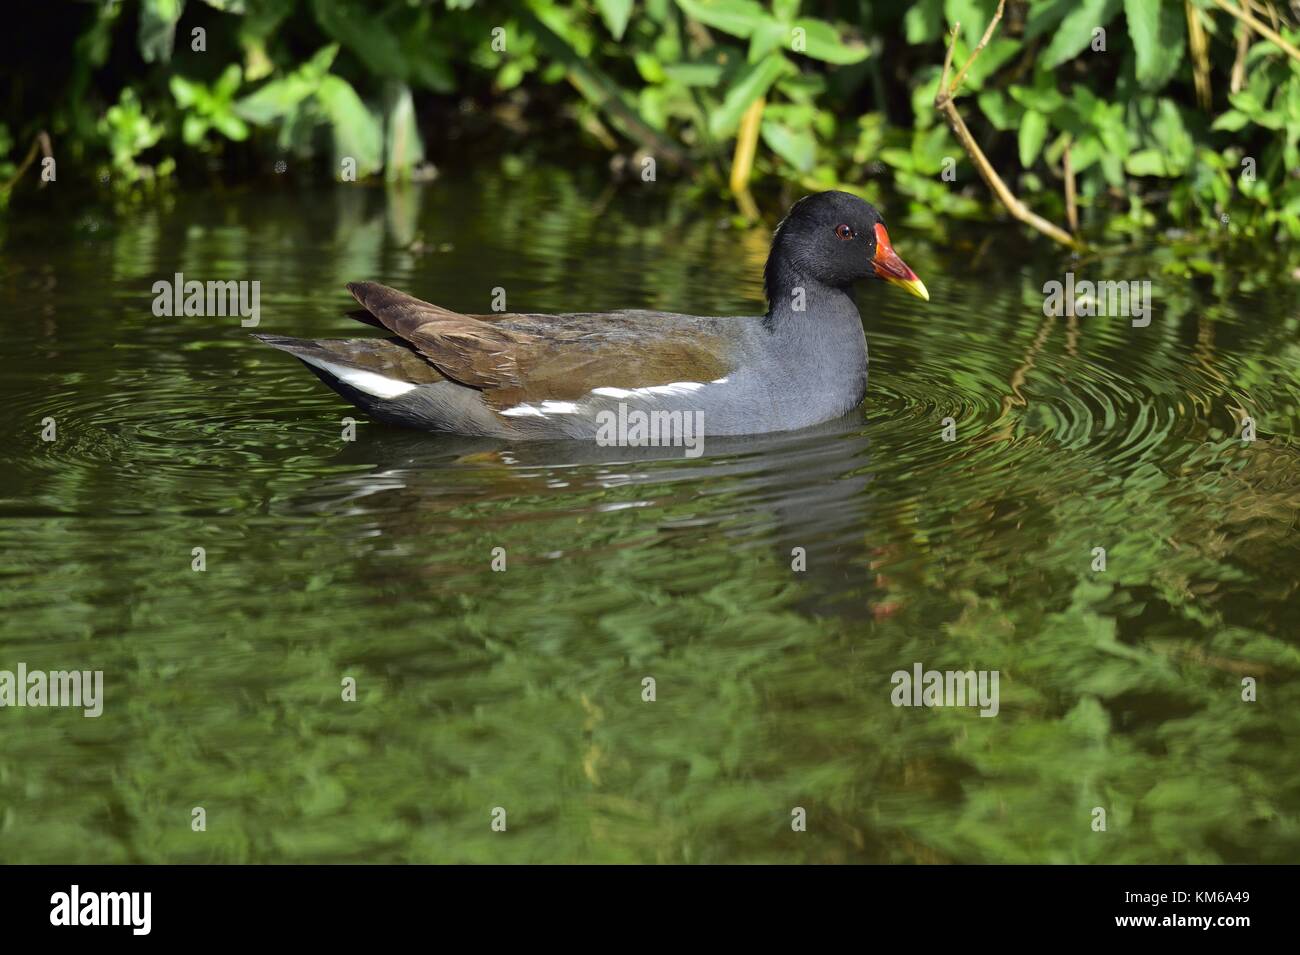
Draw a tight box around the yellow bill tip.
[886,275,929,302]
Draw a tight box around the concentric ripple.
[1,178,1298,864]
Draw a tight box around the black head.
[764,191,928,305]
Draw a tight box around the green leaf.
[1019,109,1049,168]
[234,78,310,125]
[879,148,916,172]
[1009,70,1067,115]
[675,0,775,39]
[595,0,634,40]
[1286,76,1300,123]
[748,21,787,63]
[954,37,1020,90]
[1151,99,1192,171]
[1228,90,1264,116]
[709,54,788,139]
[911,69,944,129]
[210,111,249,142]
[1125,148,1167,176]
[772,0,801,22]
[1099,147,1124,187]
[760,118,816,171]
[139,0,186,63]
[978,89,1025,131]
[913,123,952,175]
[311,0,408,81]
[181,113,207,147]
[384,82,425,182]
[1025,0,1074,40]
[316,75,383,178]
[663,62,725,86]
[1066,135,1100,172]
[213,63,243,100]
[170,75,201,110]
[1042,0,1121,70]
[234,45,338,124]
[1210,110,1250,131]
[1124,0,1185,89]
[945,0,999,49]
[635,53,668,84]
[791,19,870,64]
[904,0,944,45]
[399,17,455,93]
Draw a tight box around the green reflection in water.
[0,165,1298,863]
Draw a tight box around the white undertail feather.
[299,356,417,399]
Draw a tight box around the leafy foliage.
[5,2,1300,235]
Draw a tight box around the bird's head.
[765,191,928,302]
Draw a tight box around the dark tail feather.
[251,333,338,362]
[251,333,499,434]
[251,333,446,385]
[345,308,386,329]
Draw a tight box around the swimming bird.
[255,191,927,439]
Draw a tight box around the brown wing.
[346,282,735,409]
[347,282,535,389]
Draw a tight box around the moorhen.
[255,191,927,438]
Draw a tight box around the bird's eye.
[835,224,855,241]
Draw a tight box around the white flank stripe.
[590,379,722,400]
[301,355,417,399]
[501,400,580,418]
[642,382,706,396]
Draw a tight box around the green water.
[1,165,1298,863]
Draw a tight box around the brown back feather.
[345,281,734,408]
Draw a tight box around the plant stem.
[730,96,764,220]
[934,2,1081,249]
[1210,0,1300,64]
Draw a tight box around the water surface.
[1,166,1298,863]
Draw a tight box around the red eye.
[835,224,854,240]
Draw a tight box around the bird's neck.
[761,255,868,411]
[763,255,860,336]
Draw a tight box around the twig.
[1231,19,1252,94]
[1251,0,1281,33]
[939,23,959,93]
[934,1,1081,249]
[1210,0,1300,64]
[1186,0,1212,109]
[729,96,764,221]
[1064,141,1078,234]
[947,2,1007,95]
[0,131,52,195]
